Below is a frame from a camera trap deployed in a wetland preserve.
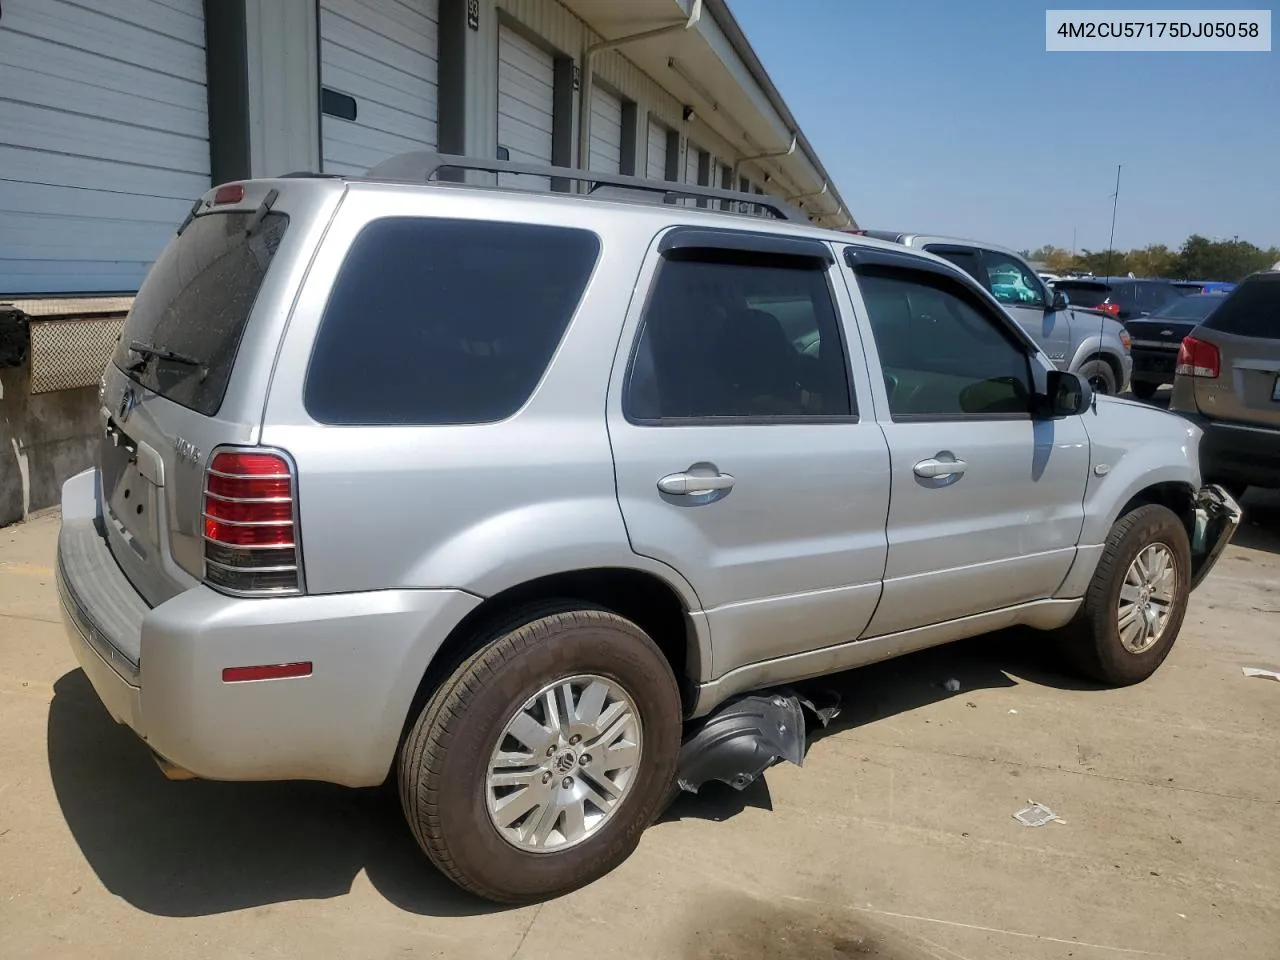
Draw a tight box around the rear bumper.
[1179,414,1280,488]
[56,468,482,787]
[1130,346,1178,384]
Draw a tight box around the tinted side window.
[858,269,1032,419]
[305,218,599,425]
[1056,282,1108,308]
[1201,276,1280,339]
[626,254,853,421]
[981,250,1046,308]
[923,245,985,286]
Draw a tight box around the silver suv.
[57,155,1239,904]
[859,232,1134,395]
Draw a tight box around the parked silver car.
[57,156,1238,904]
[860,232,1134,394]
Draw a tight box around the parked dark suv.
[1054,277,1185,322]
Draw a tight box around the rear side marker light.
[1175,336,1221,379]
[222,662,313,683]
[203,449,303,595]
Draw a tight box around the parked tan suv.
[1171,268,1280,492]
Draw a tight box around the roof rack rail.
[362,151,810,224]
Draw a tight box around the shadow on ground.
[47,670,496,918]
[1234,488,1280,555]
[664,626,1098,825]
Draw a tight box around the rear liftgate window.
[1201,275,1280,340]
[305,218,601,424]
[113,211,289,416]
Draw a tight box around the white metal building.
[0,0,854,298]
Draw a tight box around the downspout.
[577,0,703,177]
[783,180,827,220]
[731,133,796,183]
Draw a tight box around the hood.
[1088,393,1202,452]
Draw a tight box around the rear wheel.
[398,605,682,903]
[1130,380,1160,401]
[1078,358,1118,396]
[1059,504,1190,685]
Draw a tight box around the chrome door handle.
[657,471,736,496]
[914,457,967,479]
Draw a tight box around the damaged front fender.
[1190,483,1242,590]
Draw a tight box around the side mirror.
[1050,288,1069,311]
[1039,370,1091,418]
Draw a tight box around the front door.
[607,230,891,679]
[843,252,1091,636]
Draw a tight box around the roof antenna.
[1095,163,1121,413]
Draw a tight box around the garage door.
[588,86,622,173]
[647,121,669,180]
[497,25,555,189]
[0,0,209,295]
[320,0,439,176]
[684,141,703,185]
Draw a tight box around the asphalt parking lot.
[2,493,1278,960]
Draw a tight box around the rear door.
[96,180,333,605]
[842,249,1090,636]
[607,229,890,678]
[1192,273,1280,427]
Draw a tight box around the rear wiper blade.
[127,341,207,379]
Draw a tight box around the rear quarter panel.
[257,186,707,610]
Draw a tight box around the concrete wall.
[0,357,98,527]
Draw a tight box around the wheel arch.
[394,565,707,763]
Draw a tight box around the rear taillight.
[1098,301,1121,318]
[202,449,302,595]
[1175,336,1221,379]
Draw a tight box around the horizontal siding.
[497,24,554,189]
[320,0,439,176]
[3,0,206,82]
[647,120,668,180]
[588,85,622,173]
[0,0,208,295]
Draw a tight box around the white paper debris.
[1242,667,1280,682]
[943,678,961,692]
[1008,709,1018,714]
[1013,801,1065,827]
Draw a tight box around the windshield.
[111,211,288,416]
[1150,295,1223,321]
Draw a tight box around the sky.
[727,1,1279,253]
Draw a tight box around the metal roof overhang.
[558,0,854,228]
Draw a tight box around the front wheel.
[1059,504,1191,685]
[398,605,682,903]
[1077,358,1118,396]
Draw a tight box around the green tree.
[1175,235,1276,282]
[1076,247,1130,277]
[1126,244,1178,278]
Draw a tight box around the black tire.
[1059,504,1191,686]
[398,604,682,904]
[1078,358,1118,396]
[1130,380,1160,401]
